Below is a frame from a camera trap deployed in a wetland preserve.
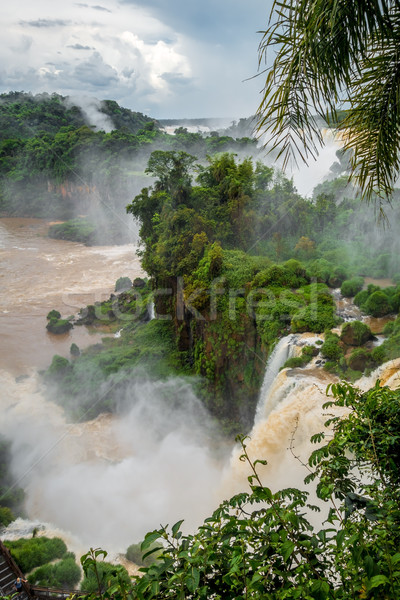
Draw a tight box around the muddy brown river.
[0,218,144,375]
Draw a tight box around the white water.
[255,334,299,422]
[1,219,399,559]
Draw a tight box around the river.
[0,218,143,374]
[0,218,225,553]
[0,217,398,558]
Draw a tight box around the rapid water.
[1,221,399,557]
[0,218,225,552]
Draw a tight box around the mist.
[65,96,116,133]
[0,369,229,552]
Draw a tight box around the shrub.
[29,557,81,589]
[371,345,386,365]
[282,356,308,369]
[115,277,132,292]
[70,343,80,356]
[46,318,73,334]
[46,355,71,377]
[48,218,96,245]
[340,277,364,297]
[353,289,369,307]
[290,303,337,333]
[5,537,68,573]
[364,291,392,317]
[47,309,61,320]
[80,560,130,593]
[321,333,343,361]
[0,506,15,526]
[126,542,162,567]
[252,264,305,289]
[383,321,395,336]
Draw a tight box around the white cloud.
[0,0,270,118]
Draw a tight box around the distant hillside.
[0,91,261,243]
[0,91,159,139]
[159,116,256,137]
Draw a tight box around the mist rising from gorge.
[0,370,228,552]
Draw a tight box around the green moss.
[383,321,395,336]
[282,355,310,369]
[46,317,73,334]
[340,277,364,297]
[115,276,133,292]
[340,321,372,346]
[364,291,392,317]
[321,333,343,361]
[48,218,96,245]
[5,537,68,573]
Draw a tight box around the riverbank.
[0,218,143,375]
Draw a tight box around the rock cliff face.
[154,276,266,430]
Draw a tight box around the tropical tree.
[257,0,400,206]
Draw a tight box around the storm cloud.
[0,0,270,119]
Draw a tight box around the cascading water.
[2,218,400,557]
[254,334,299,423]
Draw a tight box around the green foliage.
[383,321,395,336]
[347,348,369,372]
[80,548,131,594]
[84,387,400,598]
[46,318,73,334]
[48,218,96,245]
[70,342,80,357]
[126,542,162,567]
[257,0,400,203]
[45,313,189,421]
[28,556,81,589]
[354,289,370,307]
[46,309,73,335]
[282,355,309,369]
[115,277,133,292]
[340,320,372,346]
[0,436,25,517]
[46,309,61,320]
[252,263,308,289]
[364,291,392,317]
[321,332,343,361]
[46,355,71,377]
[0,505,15,526]
[5,537,68,573]
[340,277,364,298]
[373,317,400,364]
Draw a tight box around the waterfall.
[254,334,299,423]
[148,301,155,320]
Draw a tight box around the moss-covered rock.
[46,318,73,334]
[348,348,369,371]
[340,321,372,346]
[340,277,364,298]
[115,277,133,292]
[364,291,392,317]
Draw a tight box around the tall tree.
[257,0,400,207]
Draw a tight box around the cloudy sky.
[0,0,273,120]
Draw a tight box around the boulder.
[340,321,372,346]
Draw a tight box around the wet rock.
[340,321,373,346]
